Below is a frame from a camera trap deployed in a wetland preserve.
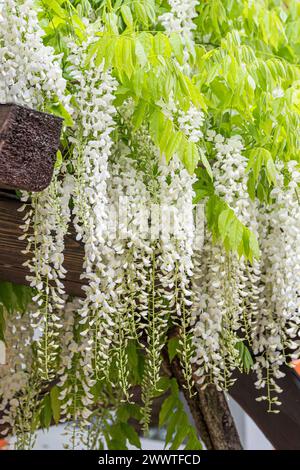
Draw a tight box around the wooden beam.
[0,195,85,297]
[0,104,62,192]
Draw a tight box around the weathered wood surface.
[0,104,62,192]
[1,194,300,449]
[0,195,84,296]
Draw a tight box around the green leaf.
[152,377,171,397]
[206,195,259,261]
[55,149,63,170]
[135,40,148,67]
[108,423,127,449]
[169,32,184,65]
[218,209,233,242]
[149,108,166,145]
[165,409,181,446]
[120,5,133,28]
[164,130,182,162]
[47,101,73,127]
[247,172,256,200]
[185,429,202,450]
[154,33,172,58]
[122,38,135,79]
[159,395,176,427]
[246,148,277,185]
[50,386,61,425]
[132,100,148,129]
[265,156,277,185]
[199,147,213,179]
[228,217,244,251]
[248,230,260,260]
[169,413,189,450]
[180,141,200,174]
[127,340,144,384]
[159,119,173,154]
[168,337,179,362]
[46,0,67,19]
[117,405,130,423]
[235,341,254,373]
[40,395,52,429]
[120,422,141,449]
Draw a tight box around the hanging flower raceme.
[107,152,153,401]
[158,156,196,394]
[0,306,37,448]
[0,0,67,109]
[67,38,117,381]
[57,298,96,448]
[252,161,300,410]
[159,0,199,68]
[19,173,73,381]
[110,111,170,424]
[192,134,258,390]
[0,0,72,382]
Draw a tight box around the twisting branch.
[162,335,243,450]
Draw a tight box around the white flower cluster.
[19,173,72,381]
[252,161,300,408]
[158,93,205,148]
[0,0,68,109]
[57,298,95,446]
[178,105,205,143]
[157,0,205,149]
[158,156,195,390]
[105,107,198,421]
[67,39,117,378]
[159,0,199,46]
[107,153,153,398]
[191,133,300,408]
[211,134,248,217]
[192,134,257,390]
[0,0,72,382]
[0,306,35,440]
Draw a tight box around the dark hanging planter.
[0,103,62,192]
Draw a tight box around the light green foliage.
[159,379,202,450]
[194,168,260,262]
[39,2,300,262]
[235,341,254,374]
[0,282,32,341]
[0,281,32,315]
